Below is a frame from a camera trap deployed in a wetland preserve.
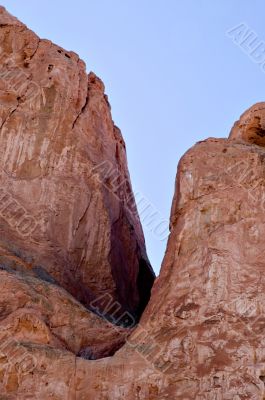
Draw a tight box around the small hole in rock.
[64,53,71,59]
[259,375,265,384]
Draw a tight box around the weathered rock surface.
[55,118,265,400]
[8,116,265,400]
[229,102,265,146]
[0,269,129,357]
[0,6,154,321]
[2,6,265,400]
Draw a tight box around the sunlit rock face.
[0,6,154,323]
[1,6,265,400]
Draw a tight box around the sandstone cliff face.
[52,106,265,400]
[0,6,154,322]
[6,108,265,400]
[1,6,265,400]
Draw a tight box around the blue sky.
[2,0,265,273]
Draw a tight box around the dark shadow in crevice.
[136,258,155,318]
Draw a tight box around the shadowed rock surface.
[2,6,265,400]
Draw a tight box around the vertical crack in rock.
[71,78,89,129]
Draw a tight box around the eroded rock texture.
[5,99,265,398]
[1,6,265,400]
[0,6,154,322]
[229,102,265,146]
[59,110,265,400]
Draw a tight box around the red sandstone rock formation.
[0,6,154,323]
[2,6,265,400]
[5,100,265,398]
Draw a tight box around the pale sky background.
[1,0,265,274]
